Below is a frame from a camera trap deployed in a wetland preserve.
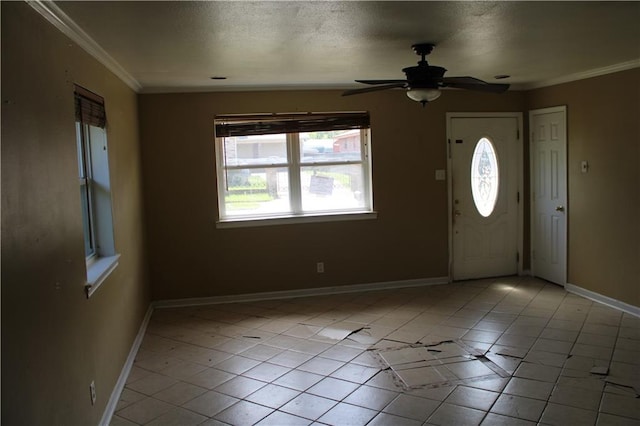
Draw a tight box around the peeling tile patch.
[374,340,510,389]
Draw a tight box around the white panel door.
[450,117,520,280]
[530,107,567,285]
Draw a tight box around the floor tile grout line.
[522,283,588,425]
[594,303,625,420]
[458,277,568,424]
[118,277,638,426]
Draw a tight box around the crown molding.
[521,59,640,90]
[27,0,142,92]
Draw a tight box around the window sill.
[217,211,377,229]
[85,254,120,298]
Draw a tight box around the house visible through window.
[214,112,374,226]
[74,85,118,296]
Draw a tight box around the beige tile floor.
[111,277,640,426]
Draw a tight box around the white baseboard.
[100,305,154,426]
[565,283,640,318]
[154,277,450,309]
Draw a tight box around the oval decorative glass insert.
[470,137,499,217]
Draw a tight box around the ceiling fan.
[342,43,510,106]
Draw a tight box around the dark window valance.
[215,112,370,138]
[74,85,106,128]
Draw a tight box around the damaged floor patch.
[375,340,510,389]
[309,321,369,342]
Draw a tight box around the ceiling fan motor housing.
[402,65,447,89]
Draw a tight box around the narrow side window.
[74,85,118,296]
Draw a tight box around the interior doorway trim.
[446,112,524,282]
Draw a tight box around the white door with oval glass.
[448,115,521,280]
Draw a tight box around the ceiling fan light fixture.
[343,44,510,105]
[406,88,441,105]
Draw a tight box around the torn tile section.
[425,340,470,359]
[483,352,521,375]
[589,366,609,375]
[317,325,363,341]
[494,347,527,359]
[347,325,395,345]
[297,321,366,342]
[379,347,435,366]
[603,376,640,396]
[397,366,448,387]
[374,340,504,389]
[444,359,495,379]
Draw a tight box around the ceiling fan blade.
[342,83,407,96]
[441,76,509,93]
[355,79,408,85]
[441,76,488,85]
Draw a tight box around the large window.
[75,85,118,296]
[215,112,374,225]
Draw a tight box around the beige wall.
[1,3,150,425]
[527,68,640,307]
[139,89,526,300]
[140,72,639,307]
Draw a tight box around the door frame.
[446,112,524,282]
[528,105,568,286]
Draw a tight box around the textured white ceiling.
[54,1,640,93]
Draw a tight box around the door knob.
[454,210,462,217]
[555,206,565,212]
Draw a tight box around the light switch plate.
[435,169,446,181]
[581,161,589,173]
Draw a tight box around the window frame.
[214,113,376,227]
[74,85,119,297]
[77,121,98,262]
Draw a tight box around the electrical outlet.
[316,262,324,273]
[89,381,96,405]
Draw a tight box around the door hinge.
[447,139,451,159]
[516,252,520,262]
[517,192,520,203]
[517,129,520,140]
